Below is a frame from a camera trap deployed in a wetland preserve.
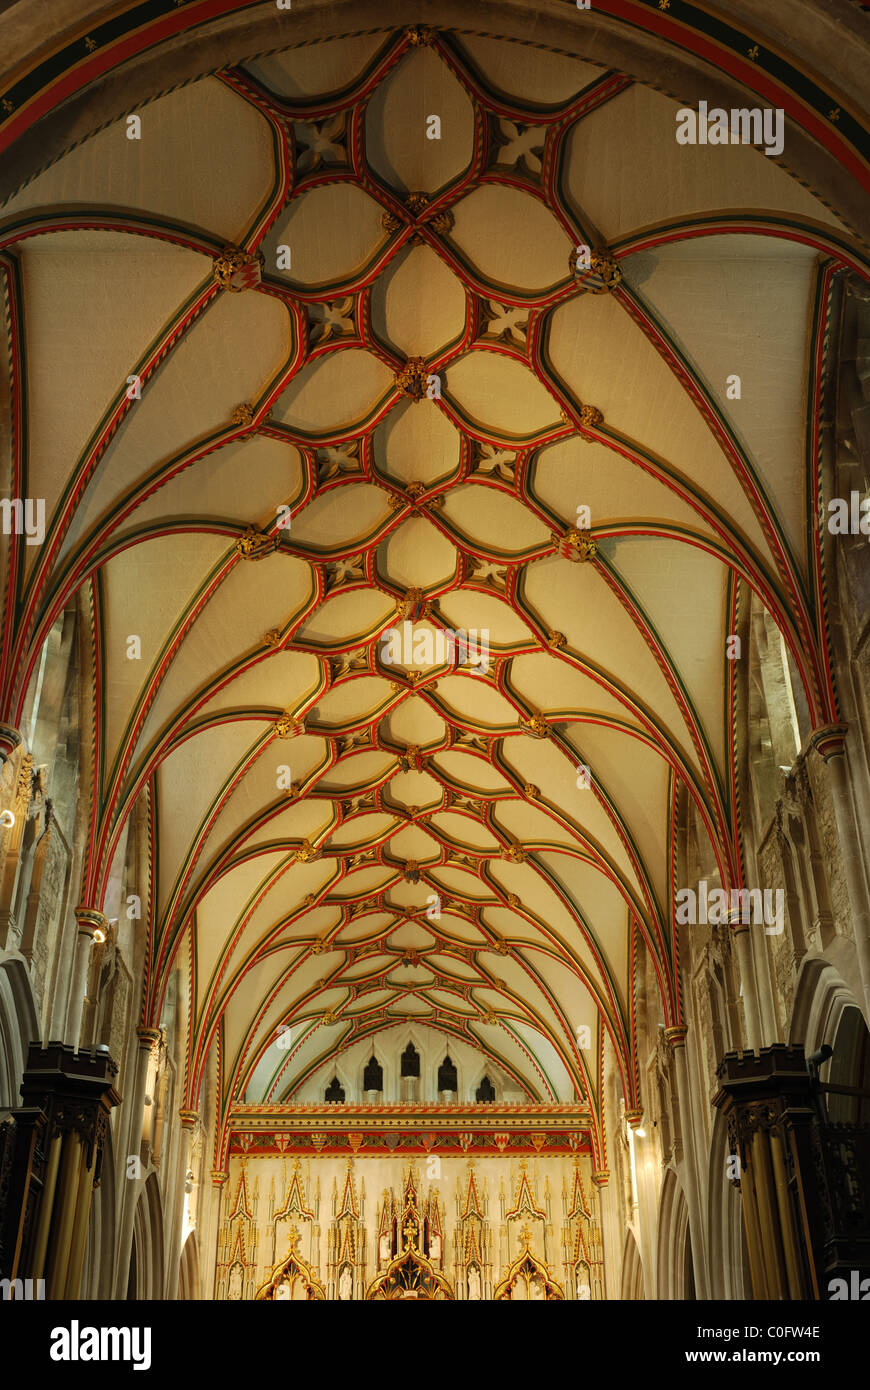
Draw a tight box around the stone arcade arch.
[791,955,867,1063]
[0,0,862,232]
[81,1128,116,1299]
[620,1230,645,1301]
[127,1172,165,1302]
[0,957,37,1108]
[179,1232,201,1302]
[791,959,870,1123]
[655,1168,695,1301]
[707,1108,749,1301]
[825,1006,870,1124]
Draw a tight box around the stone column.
[786,760,836,948]
[627,1110,659,1297]
[590,1170,614,1299]
[774,816,808,967]
[665,1026,711,1298]
[739,835,780,1046]
[730,923,762,1050]
[66,907,107,1049]
[208,1171,229,1298]
[165,1108,199,1301]
[112,1026,160,1298]
[810,725,870,1016]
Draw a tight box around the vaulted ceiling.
[0,13,866,1169]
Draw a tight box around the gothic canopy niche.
[365,1173,454,1300]
[255,1226,326,1301]
[0,5,862,1163]
[493,1226,565,1301]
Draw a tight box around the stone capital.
[663,1025,688,1049]
[726,908,751,935]
[0,724,21,762]
[624,1109,644,1129]
[809,723,848,763]
[590,1169,610,1187]
[74,906,109,940]
[211,1170,229,1187]
[178,1108,199,1129]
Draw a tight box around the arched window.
[325,1076,345,1103]
[400,1042,420,1078]
[475,1075,496,1102]
[363,1055,383,1092]
[437,1055,458,1092]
